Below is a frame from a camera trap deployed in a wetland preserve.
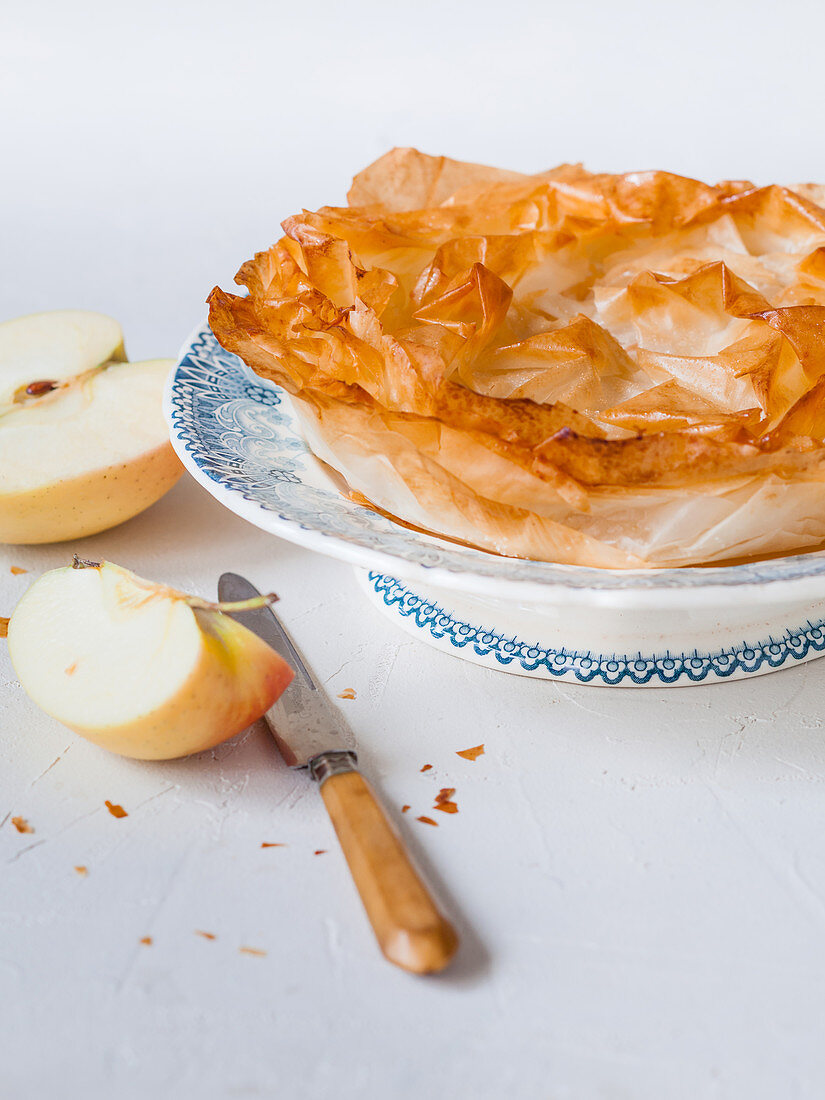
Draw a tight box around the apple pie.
[209,149,825,568]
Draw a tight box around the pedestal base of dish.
[357,570,825,687]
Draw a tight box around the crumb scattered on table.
[457,744,485,761]
[261,842,286,848]
[10,566,27,575]
[239,946,267,957]
[401,804,410,813]
[64,662,78,676]
[140,936,153,946]
[104,800,128,818]
[74,865,88,876]
[420,764,432,772]
[313,849,327,855]
[434,787,459,813]
[0,618,8,639]
[195,930,216,940]
[11,816,33,834]
[416,815,438,827]
[337,688,356,700]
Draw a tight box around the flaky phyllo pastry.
[208,148,825,568]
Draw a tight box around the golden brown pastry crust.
[208,148,825,568]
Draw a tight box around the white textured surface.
[4,479,825,1099]
[6,0,825,1095]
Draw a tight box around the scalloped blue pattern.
[365,573,825,684]
[168,323,825,593]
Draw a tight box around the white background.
[4,1,825,1097]
[5,0,825,361]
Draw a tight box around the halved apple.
[7,560,294,760]
[0,310,182,544]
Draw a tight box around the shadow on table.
[388,807,492,988]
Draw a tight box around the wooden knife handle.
[318,768,459,974]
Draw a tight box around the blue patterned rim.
[365,574,825,684]
[166,322,825,595]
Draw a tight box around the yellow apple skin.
[1,343,181,545]
[0,440,182,544]
[59,613,294,760]
[7,562,295,760]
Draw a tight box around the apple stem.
[66,556,278,613]
[72,555,101,570]
[187,593,280,614]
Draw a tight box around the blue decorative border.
[167,321,825,593]
[167,327,487,571]
[366,573,825,684]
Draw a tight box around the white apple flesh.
[0,310,125,400]
[8,561,294,760]
[0,311,182,544]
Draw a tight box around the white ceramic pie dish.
[164,322,825,686]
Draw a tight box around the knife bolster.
[309,749,359,784]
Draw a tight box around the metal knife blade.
[218,573,356,767]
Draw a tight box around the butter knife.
[218,572,458,975]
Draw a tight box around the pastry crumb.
[434,788,458,813]
[140,936,153,946]
[0,618,8,638]
[195,930,216,940]
[104,800,128,818]
[337,688,356,700]
[457,744,485,761]
[239,946,267,957]
[420,764,432,772]
[64,662,78,676]
[74,865,88,876]
[416,815,438,827]
[10,566,27,575]
[401,804,411,813]
[261,842,286,848]
[313,849,327,855]
[11,816,33,834]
